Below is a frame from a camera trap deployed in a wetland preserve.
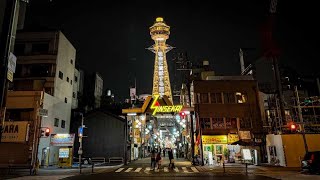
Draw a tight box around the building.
[192,76,264,165]
[71,111,125,161]
[9,30,76,166]
[148,17,173,102]
[81,72,103,111]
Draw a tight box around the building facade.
[192,76,264,165]
[11,31,76,166]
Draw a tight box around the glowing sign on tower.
[148,17,173,102]
[150,95,183,115]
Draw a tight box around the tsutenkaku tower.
[148,17,173,102]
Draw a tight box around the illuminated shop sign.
[150,95,183,115]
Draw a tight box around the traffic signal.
[290,124,297,133]
[41,128,50,137]
[179,111,186,119]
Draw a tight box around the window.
[200,93,209,103]
[240,117,252,129]
[14,43,25,55]
[75,76,78,82]
[61,120,66,128]
[212,117,224,129]
[70,80,72,85]
[54,118,59,127]
[225,117,237,129]
[200,118,211,129]
[59,71,63,79]
[236,92,247,103]
[73,92,76,98]
[210,93,222,103]
[31,43,49,54]
[224,92,236,103]
[70,59,73,64]
[65,97,67,103]
[67,77,69,82]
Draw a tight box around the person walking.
[168,149,175,169]
[156,152,162,169]
[163,149,166,157]
[150,150,156,170]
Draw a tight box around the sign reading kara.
[150,95,183,115]
[1,121,29,143]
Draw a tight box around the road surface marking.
[115,168,124,172]
[134,168,142,172]
[191,167,199,172]
[125,168,133,172]
[182,167,188,172]
[174,167,179,172]
[145,167,151,171]
[164,167,169,172]
[155,169,159,172]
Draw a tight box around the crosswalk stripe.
[115,168,124,172]
[134,168,142,172]
[182,167,188,173]
[145,167,151,171]
[191,167,199,172]
[164,167,169,172]
[174,167,179,172]
[125,168,133,172]
[155,169,159,172]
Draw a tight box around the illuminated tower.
[148,17,173,102]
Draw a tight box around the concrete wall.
[94,73,103,109]
[38,93,72,166]
[266,134,286,166]
[72,68,80,109]
[54,32,76,104]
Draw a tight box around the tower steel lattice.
[148,17,173,102]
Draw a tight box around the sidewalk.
[129,157,191,167]
[0,163,123,180]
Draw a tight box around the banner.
[1,121,29,143]
[202,135,228,144]
[50,134,75,146]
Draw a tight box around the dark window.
[27,64,53,77]
[61,120,66,128]
[240,117,252,129]
[14,43,25,55]
[210,93,222,103]
[70,59,73,64]
[200,118,211,129]
[224,92,236,104]
[212,117,224,129]
[32,43,49,54]
[225,117,237,129]
[200,93,209,103]
[59,71,63,79]
[75,76,78,82]
[65,97,67,103]
[67,77,69,82]
[54,118,59,127]
[73,92,76,98]
[70,80,72,85]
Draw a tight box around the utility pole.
[124,116,128,165]
[294,86,308,153]
[78,113,84,174]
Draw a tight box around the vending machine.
[58,147,73,167]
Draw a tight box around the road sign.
[39,109,48,117]
[7,70,13,82]
[78,126,83,137]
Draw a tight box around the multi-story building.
[9,30,76,166]
[82,72,103,111]
[192,76,264,165]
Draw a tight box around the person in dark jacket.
[168,149,175,169]
[150,150,156,170]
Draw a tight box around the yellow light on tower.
[156,17,163,22]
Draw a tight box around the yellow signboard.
[150,95,183,115]
[202,135,228,144]
[1,121,29,143]
[228,134,239,144]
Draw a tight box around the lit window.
[236,92,247,103]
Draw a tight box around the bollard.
[223,162,225,173]
[245,163,248,175]
[92,163,94,173]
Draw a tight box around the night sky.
[24,0,318,101]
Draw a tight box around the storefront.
[200,134,240,165]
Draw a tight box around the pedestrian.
[151,150,156,170]
[156,152,162,169]
[163,149,166,157]
[168,149,175,169]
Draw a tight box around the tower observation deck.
[148,17,173,102]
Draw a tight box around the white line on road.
[134,168,142,172]
[191,167,199,172]
[125,168,133,172]
[145,167,151,171]
[182,167,188,173]
[115,168,124,172]
[164,167,169,172]
[174,167,179,172]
